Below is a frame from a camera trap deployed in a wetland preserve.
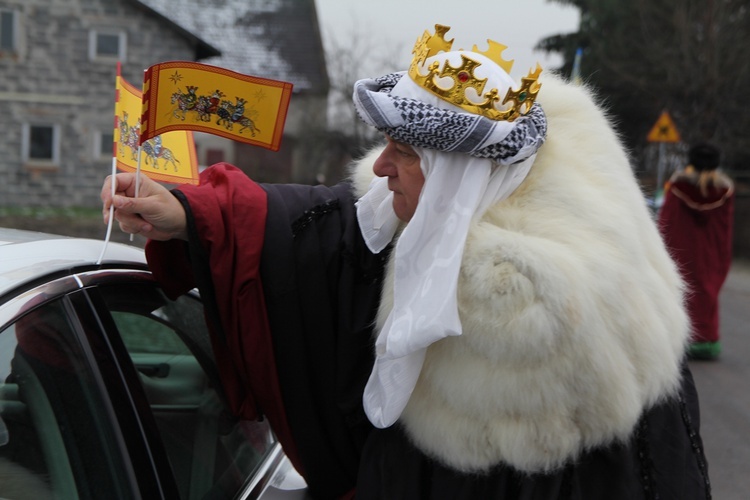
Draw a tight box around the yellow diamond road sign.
[647,111,681,143]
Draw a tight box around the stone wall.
[0,0,197,209]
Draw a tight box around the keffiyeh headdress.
[353,25,548,428]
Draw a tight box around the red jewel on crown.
[458,71,470,83]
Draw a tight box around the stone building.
[0,0,329,209]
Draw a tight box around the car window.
[0,298,135,500]
[98,284,276,500]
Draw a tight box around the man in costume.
[102,25,710,499]
[659,143,735,360]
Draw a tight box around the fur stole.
[349,73,689,474]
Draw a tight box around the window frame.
[95,129,115,160]
[0,9,18,53]
[21,123,61,167]
[88,28,127,62]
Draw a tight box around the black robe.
[146,163,711,499]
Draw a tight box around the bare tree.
[541,0,750,170]
[321,20,404,149]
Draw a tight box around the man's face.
[373,136,425,221]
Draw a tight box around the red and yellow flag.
[114,66,199,184]
[140,61,293,151]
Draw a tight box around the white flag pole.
[97,156,118,265]
[130,145,143,242]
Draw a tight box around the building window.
[89,29,127,61]
[205,148,225,166]
[96,131,114,159]
[22,124,61,165]
[0,10,17,52]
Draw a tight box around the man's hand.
[101,173,188,241]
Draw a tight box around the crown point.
[434,24,452,42]
[413,24,454,64]
[472,40,514,74]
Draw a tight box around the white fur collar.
[350,73,688,474]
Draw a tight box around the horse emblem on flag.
[169,87,261,137]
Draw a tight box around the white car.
[0,228,306,499]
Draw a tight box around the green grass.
[0,206,101,219]
[0,206,144,245]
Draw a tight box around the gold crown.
[408,24,542,122]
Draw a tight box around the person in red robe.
[659,142,735,359]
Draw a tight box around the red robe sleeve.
[147,165,385,499]
[145,163,303,476]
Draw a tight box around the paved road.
[688,260,750,500]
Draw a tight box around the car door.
[0,268,295,500]
[0,276,150,499]
[81,271,284,500]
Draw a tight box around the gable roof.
[136,0,329,93]
[129,0,221,59]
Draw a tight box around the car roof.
[0,227,147,297]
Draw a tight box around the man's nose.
[373,145,397,178]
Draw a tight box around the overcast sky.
[314,0,580,78]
